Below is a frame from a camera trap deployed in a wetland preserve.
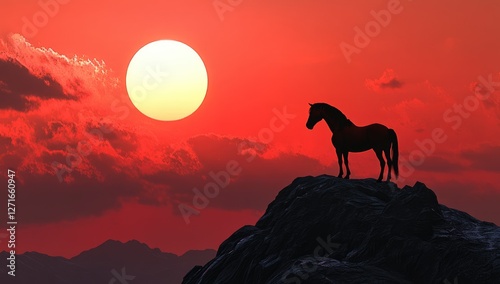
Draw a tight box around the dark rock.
[183,175,500,284]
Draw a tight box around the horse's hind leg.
[384,146,392,181]
[336,149,344,178]
[374,149,385,182]
[342,151,350,179]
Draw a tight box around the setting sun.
[126,40,208,121]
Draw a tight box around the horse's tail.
[389,129,399,178]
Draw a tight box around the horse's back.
[340,123,391,151]
[364,123,389,131]
[366,123,392,149]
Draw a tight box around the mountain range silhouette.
[0,239,215,284]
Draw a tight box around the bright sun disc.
[126,40,208,121]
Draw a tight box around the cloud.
[461,144,500,171]
[0,58,76,111]
[417,155,465,172]
[366,69,403,92]
[383,98,426,130]
[469,74,500,120]
[163,135,327,212]
[8,128,325,224]
[0,33,117,112]
[0,34,147,223]
[18,167,144,223]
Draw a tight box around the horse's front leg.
[342,151,350,179]
[336,149,344,178]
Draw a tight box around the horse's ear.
[308,103,313,107]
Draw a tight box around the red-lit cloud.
[366,69,403,92]
[460,144,500,172]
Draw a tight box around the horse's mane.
[315,103,354,127]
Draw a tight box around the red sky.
[0,0,499,258]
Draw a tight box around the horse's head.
[306,103,324,130]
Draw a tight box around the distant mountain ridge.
[183,175,500,283]
[0,239,215,284]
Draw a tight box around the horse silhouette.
[306,103,399,182]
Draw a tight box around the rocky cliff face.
[183,175,500,284]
